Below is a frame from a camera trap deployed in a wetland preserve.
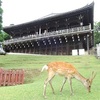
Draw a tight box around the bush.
[0,31,10,42]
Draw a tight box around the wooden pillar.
[50,45,52,55]
[45,45,47,54]
[56,44,57,55]
[87,34,90,54]
[39,27,41,35]
[66,43,68,55]
[61,44,63,55]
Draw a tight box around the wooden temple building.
[3,2,94,55]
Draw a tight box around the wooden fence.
[0,68,24,86]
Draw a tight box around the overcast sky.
[2,0,100,26]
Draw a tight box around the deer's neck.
[74,72,87,84]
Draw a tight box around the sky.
[2,0,100,27]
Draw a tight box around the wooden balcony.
[4,25,92,45]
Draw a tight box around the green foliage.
[0,1,10,41]
[94,22,100,45]
[0,33,3,41]
[0,0,3,33]
[0,31,10,42]
[2,31,10,40]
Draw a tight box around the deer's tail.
[41,65,48,72]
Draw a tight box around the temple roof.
[3,2,94,29]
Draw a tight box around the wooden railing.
[0,68,24,86]
[4,25,92,45]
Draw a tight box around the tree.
[0,0,10,42]
[0,31,10,42]
[94,22,100,45]
[0,0,3,33]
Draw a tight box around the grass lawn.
[0,54,100,100]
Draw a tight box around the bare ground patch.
[24,68,41,84]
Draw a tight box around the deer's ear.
[92,71,97,80]
[90,71,97,82]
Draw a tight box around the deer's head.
[84,71,96,92]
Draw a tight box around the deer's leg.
[49,76,55,94]
[43,71,55,98]
[60,77,67,92]
[68,77,73,95]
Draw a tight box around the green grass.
[0,54,100,100]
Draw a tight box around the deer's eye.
[89,86,91,88]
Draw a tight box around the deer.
[41,61,96,98]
